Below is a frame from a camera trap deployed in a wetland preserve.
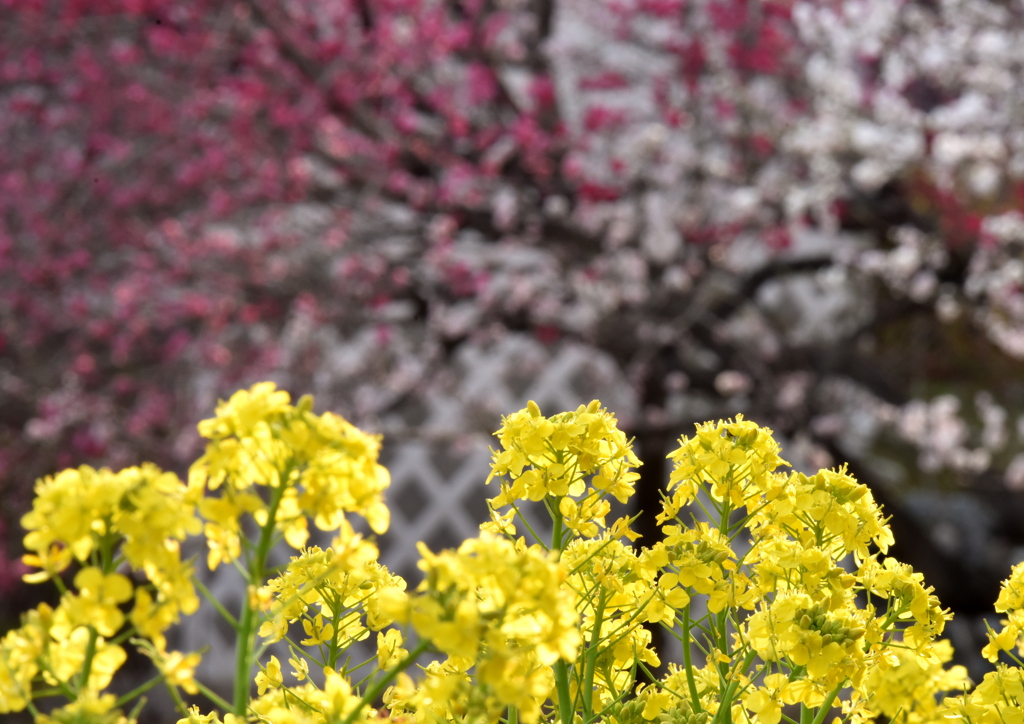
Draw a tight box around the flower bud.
[735,428,759,446]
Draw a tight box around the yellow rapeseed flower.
[410,534,581,723]
[861,639,968,724]
[191,383,392,571]
[944,665,1024,724]
[66,567,134,637]
[982,560,1024,662]
[487,400,640,508]
[663,416,788,521]
[254,655,283,695]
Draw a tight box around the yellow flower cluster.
[944,665,1024,724]
[4,463,202,715]
[249,668,374,724]
[749,466,894,561]
[982,560,1024,662]
[746,592,868,693]
[255,538,406,650]
[661,415,786,517]
[179,668,376,724]
[190,382,390,569]
[486,401,640,538]
[650,522,744,614]
[35,691,127,724]
[21,463,200,621]
[655,417,958,724]
[861,640,968,724]
[2,384,401,722]
[0,599,127,714]
[9,387,1024,724]
[857,555,949,658]
[562,538,664,699]
[393,534,581,724]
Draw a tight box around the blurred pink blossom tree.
[4,0,1024,637]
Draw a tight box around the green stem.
[164,675,191,717]
[718,494,732,538]
[233,595,257,715]
[544,492,573,724]
[194,574,238,628]
[712,650,757,724]
[554,659,574,724]
[681,605,703,711]
[340,639,431,724]
[24,698,41,719]
[716,611,729,679]
[195,679,235,713]
[233,481,289,717]
[551,500,565,551]
[78,626,99,692]
[581,591,607,719]
[878,603,909,631]
[127,697,149,723]
[507,499,545,549]
[114,674,166,708]
[809,683,844,724]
